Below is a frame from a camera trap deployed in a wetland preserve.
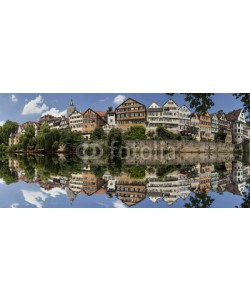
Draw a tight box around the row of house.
[9,98,250,146]
[68,98,250,144]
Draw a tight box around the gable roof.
[226,109,243,122]
[179,104,191,112]
[115,98,146,110]
[163,98,179,108]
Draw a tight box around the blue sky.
[0,93,244,125]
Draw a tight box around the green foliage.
[108,128,122,148]
[0,120,18,145]
[214,130,226,142]
[147,130,155,139]
[90,127,107,140]
[156,125,181,140]
[122,165,146,179]
[166,93,215,114]
[0,158,18,184]
[186,125,199,136]
[156,165,180,178]
[123,126,147,140]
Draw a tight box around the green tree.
[91,127,107,140]
[0,121,18,145]
[123,126,147,140]
[156,125,181,140]
[166,93,250,119]
[108,128,122,148]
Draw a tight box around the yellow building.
[198,112,212,141]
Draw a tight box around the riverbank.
[1,139,235,155]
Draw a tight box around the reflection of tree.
[0,157,18,184]
[184,190,215,208]
[240,184,250,208]
[108,156,122,176]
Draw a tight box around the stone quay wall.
[125,140,235,154]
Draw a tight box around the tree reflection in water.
[184,189,215,208]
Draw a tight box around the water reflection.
[0,154,250,208]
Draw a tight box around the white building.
[178,105,191,132]
[103,111,116,133]
[226,109,246,144]
[69,109,83,132]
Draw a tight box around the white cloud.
[21,190,47,208]
[10,203,20,208]
[41,108,67,118]
[22,95,49,115]
[40,187,66,197]
[114,95,126,105]
[10,94,18,102]
[0,178,6,184]
[0,121,5,127]
[113,200,127,208]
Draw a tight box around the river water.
[0,154,249,208]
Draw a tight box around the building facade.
[82,109,106,139]
[162,99,179,132]
[69,109,83,132]
[226,109,246,144]
[116,98,146,131]
[178,105,191,132]
[189,113,200,141]
[210,114,219,141]
[103,110,116,133]
[199,112,211,141]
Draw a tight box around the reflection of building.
[210,165,219,190]
[199,164,212,191]
[69,173,84,193]
[115,174,146,207]
[82,171,105,196]
[116,98,146,131]
[8,159,21,172]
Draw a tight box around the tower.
[67,99,76,117]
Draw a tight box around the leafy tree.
[122,165,146,179]
[166,93,250,118]
[91,127,107,140]
[0,120,18,145]
[108,128,122,148]
[217,109,224,114]
[186,125,199,136]
[147,130,155,139]
[156,165,180,178]
[123,126,147,140]
[214,130,227,142]
[156,125,181,140]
